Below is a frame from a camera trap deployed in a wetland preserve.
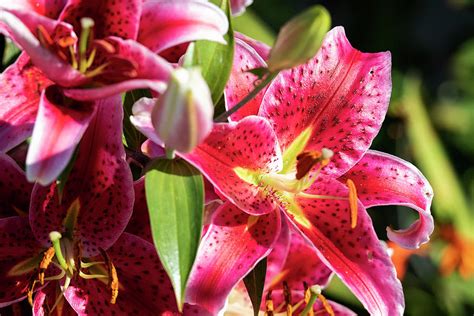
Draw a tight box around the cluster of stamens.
[264,281,334,316]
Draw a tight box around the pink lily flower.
[178,27,434,315]
[0,0,228,185]
[0,95,215,315]
[230,0,253,16]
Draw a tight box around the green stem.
[300,292,318,316]
[214,72,278,122]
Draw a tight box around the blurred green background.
[233,0,474,315]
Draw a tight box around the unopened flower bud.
[267,5,331,72]
[151,67,213,153]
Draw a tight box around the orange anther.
[346,179,358,229]
[99,248,119,304]
[317,294,334,316]
[39,247,55,285]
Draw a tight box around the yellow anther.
[99,248,119,304]
[39,247,56,285]
[346,179,358,229]
[317,294,334,316]
[265,291,274,316]
[303,282,314,316]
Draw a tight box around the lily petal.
[259,26,391,177]
[0,153,33,217]
[339,150,434,249]
[26,85,97,185]
[125,178,152,242]
[64,233,179,315]
[183,116,283,215]
[292,177,404,316]
[0,216,43,307]
[0,1,66,18]
[0,10,87,87]
[33,286,76,316]
[138,0,228,54]
[129,97,164,146]
[59,0,142,39]
[225,37,267,122]
[63,79,167,101]
[29,95,134,257]
[267,229,333,292]
[0,54,51,153]
[266,216,291,282]
[230,0,253,16]
[235,32,271,61]
[186,202,281,314]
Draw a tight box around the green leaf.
[192,0,234,105]
[122,89,152,150]
[243,257,267,316]
[145,159,204,310]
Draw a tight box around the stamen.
[303,282,314,316]
[317,293,334,316]
[346,179,358,229]
[39,247,55,285]
[27,279,38,306]
[84,62,110,78]
[69,46,78,69]
[37,25,54,47]
[79,17,95,73]
[296,151,321,180]
[265,290,274,316]
[283,281,293,316]
[63,199,81,239]
[99,248,119,304]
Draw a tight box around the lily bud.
[267,5,331,72]
[151,67,213,153]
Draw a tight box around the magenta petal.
[138,0,228,53]
[129,97,164,146]
[140,139,165,158]
[125,178,152,242]
[0,154,33,217]
[235,32,271,60]
[59,0,142,39]
[183,116,283,215]
[33,286,76,316]
[0,216,43,307]
[30,95,134,257]
[64,233,179,315]
[0,1,66,18]
[268,229,332,291]
[340,150,434,249]
[63,79,167,101]
[186,202,281,314]
[259,26,391,177]
[26,85,97,185]
[225,37,267,121]
[230,0,253,16]
[0,10,87,87]
[266,216,291,282]
[293,178,404,316]
[0,54,51,153]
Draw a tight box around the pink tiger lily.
[134,27,433,315]
[0,0,228,185]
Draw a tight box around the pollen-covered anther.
[265,290,274,316]
[346,179,358,229]
[296,148,333,180]
[99,248,119,304]
[303,282,315,316]
[317,293,334,316]
[38,247,56,285]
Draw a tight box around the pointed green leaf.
[145,159,204,310]
[243,257,267,316]
[123,89,152,150]
[192,0,234,105]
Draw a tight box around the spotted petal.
[64,233,181,315]
[0,154,33,217]
[0,54,51,153]
[29,95,133,257]
[59,0,142,39]
[235,32,270,60]
[26,85,97,185]
[183,116,283,215]
[225,37,267,121]
[259,26,391,177]
[0,216,43,307]
[339,150,434,249]
[125,178,152,242]
[138,0,228,54]
[185,202,281,314]
[0,1,66,18]
[291,177,404,316]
